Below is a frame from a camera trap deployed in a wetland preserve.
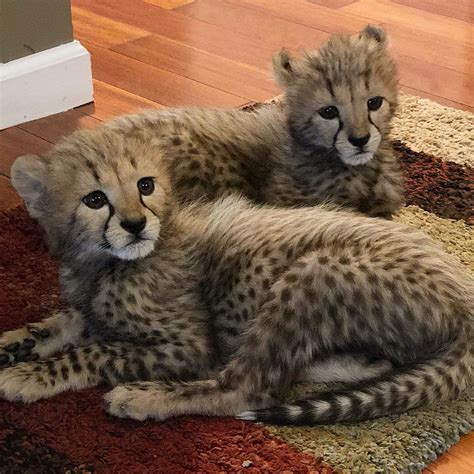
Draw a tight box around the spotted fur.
[96,26,402,217]
[4,138,472,428]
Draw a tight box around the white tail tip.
[236,411,257,421]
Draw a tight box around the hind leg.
[105,250,434,421]
[299,354,393,384]
[105,356,394,421]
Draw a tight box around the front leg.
[367,154,404,219]
[0,309,86,368]
[0,339,210,403]
[104,379,250,421]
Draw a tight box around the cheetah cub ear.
[360,25,387,45]
[11,154,47,218]
[272,49,301,88]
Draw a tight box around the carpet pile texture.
[0,93,472,472]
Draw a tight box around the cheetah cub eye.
[318,106,339,120]
[367,96,383,111]
[138,177,155,196]
[82,190,108,210]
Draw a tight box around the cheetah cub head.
[273,25,397,166]
[11,129,170,261]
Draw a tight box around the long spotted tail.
[238,340,473,425]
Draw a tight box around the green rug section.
[267,385,473,473]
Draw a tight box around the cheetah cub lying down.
[100,25,402,217]
[2,136,472,426]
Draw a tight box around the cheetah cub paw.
[0,325,52,369]
[0,363,63,402]
[105,383,170,421]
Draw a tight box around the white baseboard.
[0,41,93,130]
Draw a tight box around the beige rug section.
[393,93,474,166]
[395,206,473,271]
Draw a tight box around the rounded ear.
[360,25,387,45]
[11,154,47,217]
[272,49,298,88]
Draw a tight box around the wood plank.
[392,0,473,23]
[386,23,473,75]
[400,86,474,114]
[18,109,101,146]
[0,176,22,211]
[0,128,52,177]
[73,0,280,70]
[308,0,357,7]
[113,34,279,102]
[71,6,149,48]
[343,0,473,46]
[83,41,248,108]
[428,433,474,474]
[145,0,195,9]
[397,55,473,108]
[176,0,331,49]
[225,0,369,33]
[444,432,474,468]
[78,80,161,121]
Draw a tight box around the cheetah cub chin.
[3,141,472,426]
[100,25,401,217]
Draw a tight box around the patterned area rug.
[0,94,472,472]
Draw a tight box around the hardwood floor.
[0,1,472,471]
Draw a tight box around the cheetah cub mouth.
[335,131,382,166]
[111,234,159,261]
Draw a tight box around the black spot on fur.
[280,288,291,303]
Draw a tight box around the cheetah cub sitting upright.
[2,132,472,426]
[102,25,402,217]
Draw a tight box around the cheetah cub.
[103,25,402,217]
[2,134,472,426]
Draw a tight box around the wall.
[0,0,73,63]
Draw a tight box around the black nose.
[120,217,146,235]
[348,134,370,147]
